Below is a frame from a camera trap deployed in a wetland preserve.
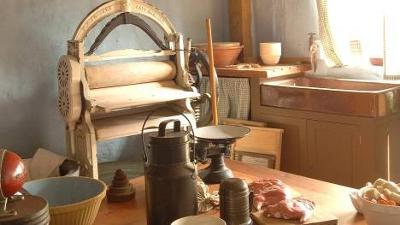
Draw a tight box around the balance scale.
[195,125,250,184]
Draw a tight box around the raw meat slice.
[249,179,293,210]
[253,187,292,210]
[263,197,316,223]
[249,179,316,223]
[249,179,286,195]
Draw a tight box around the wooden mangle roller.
[57,0,210,178]
[85,61,177,89]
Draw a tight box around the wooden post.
[206,18,219,125]
[387,133,391,181]
[229,0,254,63]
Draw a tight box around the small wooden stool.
[222,118,284,170]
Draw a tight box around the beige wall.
[253,0,318,57]
[0,0,229,160]
[0,0,319,161]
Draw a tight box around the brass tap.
[308,32,319,72]
[308,32,316,49]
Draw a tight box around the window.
[316,0,400,80]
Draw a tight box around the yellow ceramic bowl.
[23,176,106,225]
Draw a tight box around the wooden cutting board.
[251,207,338,225]
[250,186,338,225]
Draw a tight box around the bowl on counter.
[350,186,400,225]
[23,176,106,225]
[259,42,281,65]
[194,42,243,67]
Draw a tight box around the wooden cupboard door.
[306,120,360,187]
[388,115,400,182]
[253,114,307,175]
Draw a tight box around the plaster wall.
[0,0,229,161]
[253,0,318,58]
[1,0,319,162]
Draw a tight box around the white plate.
[171,215,226,225]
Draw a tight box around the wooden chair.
[222,118,284,170]
[57,0,205,178]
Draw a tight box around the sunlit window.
[318,0,400,80]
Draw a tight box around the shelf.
[214,63,311,78]
[89,81,199,113]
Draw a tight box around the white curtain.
[316,0,400,80]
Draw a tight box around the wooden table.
[95,160,365,225]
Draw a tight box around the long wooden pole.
[387,134,391,181]
[206,18,219,125]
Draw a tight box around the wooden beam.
[229,0,254,63]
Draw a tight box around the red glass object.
[1,150,26,198]
[370,57,383,66]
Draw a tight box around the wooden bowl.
[23,176,106,225]
[194,42,244,66]
[194,42,240,48]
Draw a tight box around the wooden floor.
[98,161,144,184]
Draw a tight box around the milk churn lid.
[149,119,190,144]
[0,195,50,225]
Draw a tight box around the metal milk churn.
[144,119,198,225]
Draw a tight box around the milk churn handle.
[141,108,196,172]
[158,119,181,137]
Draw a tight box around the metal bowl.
[194,125,250,143]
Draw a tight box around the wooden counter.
[250,76,400,187]
[95,160,365,225]
[215,64,311,78]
